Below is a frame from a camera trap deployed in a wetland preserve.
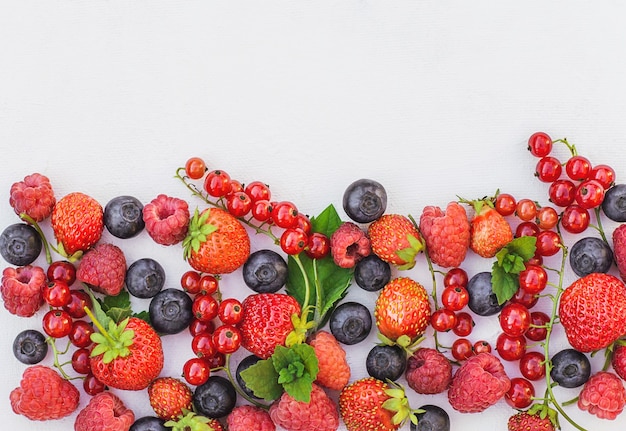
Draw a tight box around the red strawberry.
[148,377,193,420]
[309,330,350,391]
[143,194,190,246]
[89,316,164,391]
[419,201,470,268]
[269,383,339,431]
[237,293,300,359]
[578,371,626,419]
[559,273,626,352]
[183,207,250,275]
[10,365,80,421]
[164,410,224,431]
[74,392,135,431]
[462,198,513,258]
[9,173,56,222]
[368,214,423,270]
[374,277,431,342]
[51,191,103,260]
[1,264,46,317]
[508,411,555,431]
[76,242,126,296]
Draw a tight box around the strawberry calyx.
[395,232,424,271]
[526,403,561,430]
[85,307,135,363]
[182,208,218,259]
[378,332,424,355]
[285,306,317,347]
[382,381,421,427]
[164,409,214,431]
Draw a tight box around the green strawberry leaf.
[100,290,133,323]
[310,204,343,235]
[271,344,318,403]
[491,264,518,305]
[84,287,112,330]
[132,310,151,324]
[491,236,537,304]
[239,358,283,401]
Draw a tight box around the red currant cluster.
[180,270,244,386]
[182,157,330,258]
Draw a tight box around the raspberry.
[10,365,80,420]
[1,264,46,317]
[405,347,452,394]
[74,392,135,431]
[269,383,339,431]
[9,173,56,222]
[330,221,371,268]
[447,352,511,413]
[507,411,555,431]
[309,330,350,391]
[227,405,276,431]
[613,224,626,282]
[612,344,626,381]
[76,242,127,296]
[419,202,470,268]
[578,371,626,419]
[143,194,190,246]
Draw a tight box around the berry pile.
[3,132,626,431]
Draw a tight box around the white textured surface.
[1,2,626,430]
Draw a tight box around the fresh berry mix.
[4,134,626,431]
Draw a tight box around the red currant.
[43,280,72,307]
[515,221,539,238]
[451,338,474,361]
[495,193,517,216]
[495,333,527,361]
[227,179,244,195]
[185,157,207,180]
[192,333,217,358]
[525,311,550,342]
[441,285,470,311]
[218,298,243,325]
[565,155,592,181]
[68,320,94,348]
[473,340,492,354]
[528,132,553,157]
[574,179,605,209]
[505,377,535,409]
[47,260,76,285]
[430,308,457,332]
[83,373,106,396]
[183,357,211,386]
[510,286,539,309]
[536,206,558,230]
[535,156,562,183]
[251,199,273,222]
[452,311,474,337]
[204,169,232,197]
[560,204,590,234]
[271,201,299,229]
[226,191,252,217]
[548,179,576,207]
[189,318,215,337]
[280,228,308,255]
[212,324,242,354]
[71,348,92,374]
[204,352,226,369]
[519,351,546,381]
[305,232,330,260]
[62,289,92,319]
[499,303,531,337]
[181,270,202,295]
[294,213,312,236]
[42,309,73,338]
[589,164,615,189]
[244,181,271,203]
[192,294,219,322]
[518,264,547,294]
[515,199,537,222]
[443,267,468,288]
[198,275,219,296]
[535,230,561,257]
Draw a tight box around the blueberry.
[343,179,387,223]
[366,344,406,381]
[126,258,166,298]
[602,184,626,222]
[411,405,450,431]
[466,271,503,316]
[104,195,145,239]
[149,288,193,335]
[0,223,42,266]
[242,249,288,293]
[550,348,591,388]
[235,354,262,399]
[129,416,168,431]
[329,301,372,345]
[193,375,237,418]
[13,329,48,364]
[569,237,613,277]
[354,254,391,292]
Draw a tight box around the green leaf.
[239,358,282,401]
[491,262,518,304]
[133,310,150,324]
[85,287,112,330]
[505,236,537,261]
[309,204,343,236]
[271,344,319,402]
[99,290,134,323]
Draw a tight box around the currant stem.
[222,354,270,410]
[19,213,53,264]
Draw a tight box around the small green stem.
[292,254,311,310]
[19,214,53,264]
[83,306,116,345]
[48,338,73,380]
[223,354,270,410]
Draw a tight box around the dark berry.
[149,288,193,335]
[602,184,626,222]
[550,348,591,388]
[104,195,145,239]
[13,329,48,364]
[129,416,168,431]
[411,404,450,431]
[466,271,504,316]
[343,178,387,223]
[354,254,391,292]
[235,354,262,399]
[242,249,288,293]
[329,301,372,345]
[569,237,613,277]
[0,223,42,266]
[126,258,166,298]
[366,344,406,381]
[193,375,237,418]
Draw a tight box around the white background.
[1,2,626,430]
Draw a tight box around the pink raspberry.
[269,383,339,431]
[578,371,626,419]
[309,330,351,391]
[419,202,470,268]
[76,242,127,296]
[405,347,452,394]
[74,392,135,431]
[612,344,626,380]
[10,365,80,421]
[227,405,275,431]
[9,173,56,222]
[1,264,46,317]
[143,194,190,245]
[448,352,511,413]
[613,224,626,282]
[330,221,370,268]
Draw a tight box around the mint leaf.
[491,262,518,304]
[491,236,537,304]
[271,344,318,403]
[239,358,282,401]
[503,236,537,261]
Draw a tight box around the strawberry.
[88,315,164,391]
[559,273,626,352]
[508,411,556,431]
[51,191,104,260]
[237,292,301,359]
[148,377,193,420]
[368,214,423,270]
[165,410,224,431]
[461,198,513,258]
[183,207,250,275]
[374,277,431,342]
